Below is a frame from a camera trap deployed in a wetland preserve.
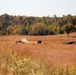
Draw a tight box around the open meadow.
[0,33,76,75]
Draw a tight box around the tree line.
[0,14,76,36]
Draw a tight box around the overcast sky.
[0,0,76,17]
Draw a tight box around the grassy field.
[0,33,76,75]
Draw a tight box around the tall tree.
[62,23,75,37]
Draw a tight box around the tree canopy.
[62,23,76,37]
[0,14,76,35]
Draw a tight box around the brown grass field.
[0,32,76,67]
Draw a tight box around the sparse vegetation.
[0,33,76,75]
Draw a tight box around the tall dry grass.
[0,47,76,75]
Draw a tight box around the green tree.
[16,25,28,35]
[46,25,55,35]
[1,14,9,20]
[29,23,46,35]
[62,23,75,37]
[7,25,14,35]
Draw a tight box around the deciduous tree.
[62,23,75,37]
